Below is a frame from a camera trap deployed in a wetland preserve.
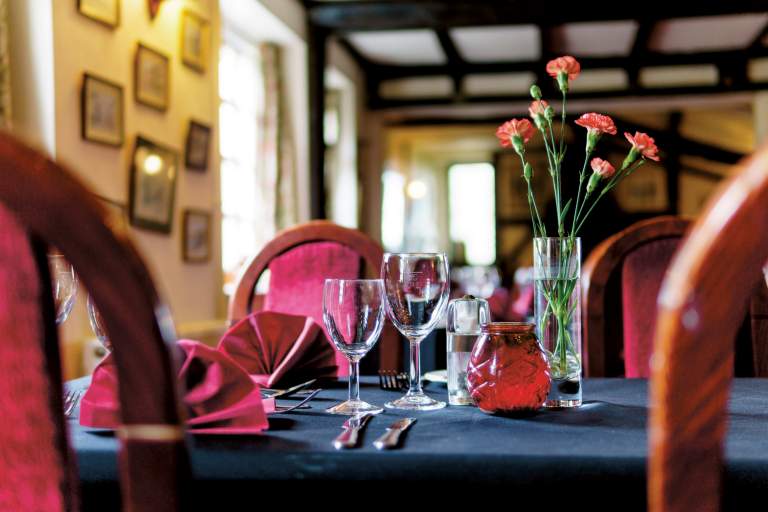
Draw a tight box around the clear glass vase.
[533,237,582,408]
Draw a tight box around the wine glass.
[382,253,450,410]
[323,278,386,415]
[48,254,77,325]
[87,294,112,351]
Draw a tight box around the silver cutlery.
[63,389,83,417]
[373,417,416,450]
[261,379,318,399]
[333,412,376,450]
[378,370,408,391]
[272,389,321,414]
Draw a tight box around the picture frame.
[78,0,120,28]
[128,136,178,233]
[182,209,212,263]
[134,43,170,111]
[94,195,129,233]
[81,73,124,147]
[180,10,210,73]
[185,120,211,171]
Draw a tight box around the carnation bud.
[512,135,525,156]
[530,84,542,100]
[545,105,555,121]
[523,163,533,180]
[621,147,639,170]
[586,172,601,194]
[557,71,569,93]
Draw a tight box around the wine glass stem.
[408,340,423,395]
[348,360,361,402]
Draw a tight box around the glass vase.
[533,237,582,408]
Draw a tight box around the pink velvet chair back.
[0,205,71,511]
[583,215,768,378]
[228,221,403,373]
[0,134,190,511]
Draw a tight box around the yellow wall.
[10,0,222,377]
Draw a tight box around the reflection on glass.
[87,295,111,352]
[48,254,77,325]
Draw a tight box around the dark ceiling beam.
[749,21,768,50]
[435,29,464,97]
[370,81,768,110]
[365,47,768,81]
[627,20,656,89]
[306,1,768,32]
[536,26,557,97]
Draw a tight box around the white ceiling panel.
[569,69,629,92]
[555,20,638,56]
[379,76,454,99]
[639,65,719,87]
[347,30,446,65]
[450,25,540,62]
[464,72,537,96]
[649,14,768,53]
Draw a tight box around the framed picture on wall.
[94,195,129,233]
[128,136,178,233]
[81,73,124,146]
[185,120,211,171]
[182,209,212,263]
[78,0,120,28]
[134,43,170,111]
[180,10,210,73]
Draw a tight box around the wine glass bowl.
[48,254,77,325]
[87,294,112,352]
[323,278,386,415]
[382,253,450,411]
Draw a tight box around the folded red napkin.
[217,311,338,388]
[80,339,272,434]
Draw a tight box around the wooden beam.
[665,112,683,214]
[435,28,464,97]
[370,82,768,110]
[367,47,768,80]
[308,23,328,219]
[306,1,768,32]
[627,20,656,89]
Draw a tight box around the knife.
[263,379,317,399]
[373,417,416,450]
[333,413,375,450]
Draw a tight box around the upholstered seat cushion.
[263,241,361,375]
[621,237,680,377]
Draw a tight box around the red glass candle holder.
[466,322,551,413]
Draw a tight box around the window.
[448,163,496,265]
[219,35,267,294]
[381,170,405,251]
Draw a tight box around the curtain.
[0,0,11,129]
[259,43,297,230]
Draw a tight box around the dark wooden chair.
[0,134,190,511]
[648,146,768,511]
[228,220,402,372]
[582,216,767,377]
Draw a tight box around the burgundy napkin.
[80,339,273,434]
[217,311,337,388]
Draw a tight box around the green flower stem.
[574,159,646,234]
[570,145,593,235]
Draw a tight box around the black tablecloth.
[67,377,768,510]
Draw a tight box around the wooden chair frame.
[228,220,403,371]
[649,145,768,511]
[0,135,190,511]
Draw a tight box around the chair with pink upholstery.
[582,215,767,378]
[228,220,403,373]
[0,134,190,511]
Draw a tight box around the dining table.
[66,376,768,510]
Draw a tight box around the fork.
[272,389,321,414]
[63,389,83,417]
[378,370,408,390]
